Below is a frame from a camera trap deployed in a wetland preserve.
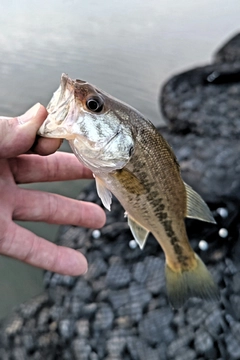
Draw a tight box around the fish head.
[38,73,135,172]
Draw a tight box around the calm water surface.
[0,0,240,319]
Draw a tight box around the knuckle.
[47,194,59,220]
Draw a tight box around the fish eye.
[86,96,104,113]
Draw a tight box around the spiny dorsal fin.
[128,216,149,250]
[184,182,216,224]
[95,176,112,211]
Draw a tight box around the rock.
[12,347,26,360]
[132,262,148,284]
[18,293,49,319]
[106,335,126,357]
[161,63,240,139]
[160,32,240,204]
[160,128,240,203]
[106,264,131,289]
[138,308,174,346]
[129,283,151,309]
[109,289,129,310]
[204,308,223,336]
[4,314,24,337]
[215,33,240,63]
[72,339,92,360]
[226,332,240,360]
[194,329,216,357]
[59,319,75,340]
[144,256,165,295]
[94,304,114,331]
[85,257,108,280]
[75,319,90,338]
[22,333,35,353]
[167,329,194,358]
[175,348,196,360]
[185,306,208,328]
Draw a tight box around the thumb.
[0,103,48,158]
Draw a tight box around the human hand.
[0,103,106,275]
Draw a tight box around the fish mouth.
[38,74,78,139]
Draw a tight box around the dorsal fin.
[184,182,216,224]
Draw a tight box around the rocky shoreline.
[1,33,240,359]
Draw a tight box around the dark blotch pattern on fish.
[162,218,189,267]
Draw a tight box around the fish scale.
[38,73,220,309]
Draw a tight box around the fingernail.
[18,103,41,124]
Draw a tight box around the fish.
[38,73,220,308]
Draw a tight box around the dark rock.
[161,63,240,139]
[89,352,99,360]
[12,347,26,360]
[132,262,148,283]
[109,289,129,310]
[174,348,196,360]
[229,295,240,321]
[135,339,161,360]
[144,257,165,295]
[75,319,90,338]
[22,333,35,353]
[94,303,114,331]
[106,264,131,289]
[129,283,151,309]
[126,336,139,360]
[226,332,240,360]
[4,314,24,337]
[85,257,108,280]
[167,330,194,358]
[71,279,93,301]
[18,293,49,319]
[38,308,50,327]
[194,329,216,357]
[81,303,98,318]
[215,33,240,63]
[106,335,126,357]
[185,306,208,328]
[72,339,92,360]
[231,272,240,293]
[204,307,223,336]
[59,319,75,340]
[138,308,174,346]
[160,128,240,203]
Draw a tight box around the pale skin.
[0,103,106,275]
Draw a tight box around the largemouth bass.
[38,73,219,308]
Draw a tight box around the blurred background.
[0,0,239,319]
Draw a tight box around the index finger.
[9,152,93,183]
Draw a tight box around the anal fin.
[128,216,149,250]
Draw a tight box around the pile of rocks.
[1,33,240,359]
[0,183,240,360]
[161,33,240,204]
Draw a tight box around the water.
[0,0,239,319]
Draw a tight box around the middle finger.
[13,188,106,229]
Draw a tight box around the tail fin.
[165,254,220,309]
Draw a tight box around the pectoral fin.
[184,182,216,224]
[95,176,112,211]
[128,216,149,249]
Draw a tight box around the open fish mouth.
[38,75,78,139]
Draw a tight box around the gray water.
[0,0,240,319]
